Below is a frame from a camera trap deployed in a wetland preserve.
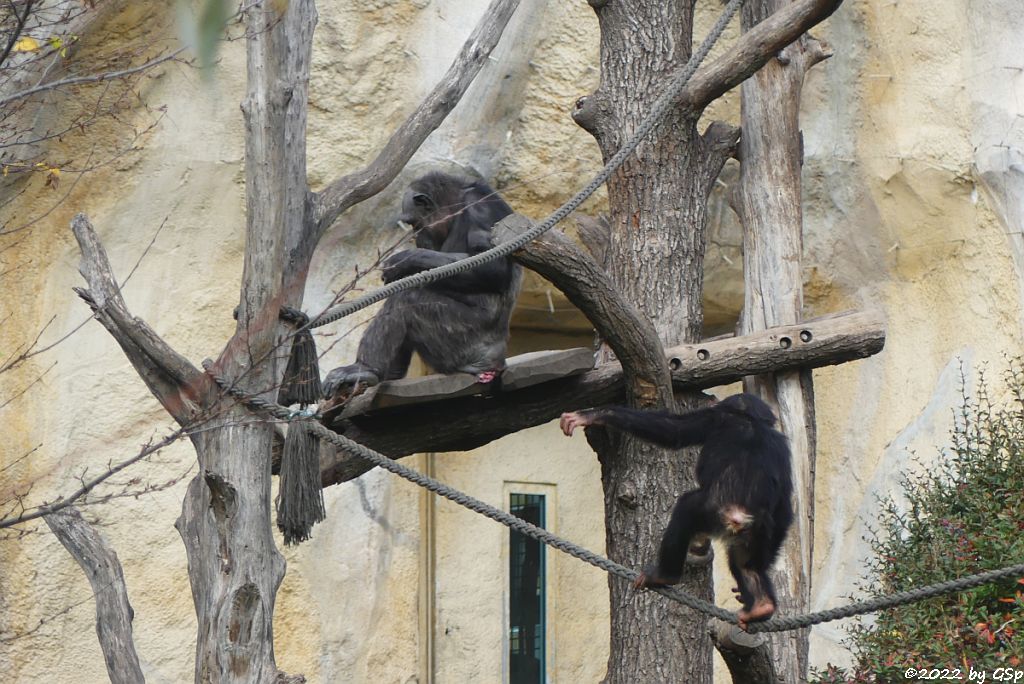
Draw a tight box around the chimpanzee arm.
[574,405,719,449]
[381,236,512,292]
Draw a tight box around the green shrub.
[810,363,1024,683]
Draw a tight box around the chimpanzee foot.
[475,369,500,384]
[633,566,682,590]
[737,599,775,629]
[685,536,713,566]
[322,364,381,400]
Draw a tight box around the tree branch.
[681,0,844,114]
[493,214,671,404]
[44,507,144,684]
[0,426,189,529]
[71,213,204,425]
[0,0,36,70]
[709,619,778,684]
[321,310,884,485]
[0,44,188,109]
[312,0,521,240]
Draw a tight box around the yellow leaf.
[13,36,40,52]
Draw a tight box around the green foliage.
[810,362,1024,683]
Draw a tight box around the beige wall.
[2,0,1024,681]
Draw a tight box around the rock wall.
[1,0,1022,681]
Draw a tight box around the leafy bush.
[810,363,1024,683]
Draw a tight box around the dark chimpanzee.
[559,393,793,627]
[323,172,522,397]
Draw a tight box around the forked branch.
[493,214,671,404]
[681,0,843,114]
[71,214,204,425]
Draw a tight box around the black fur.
[562,393,793,624]
[323,172,522,396]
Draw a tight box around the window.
[508,493,546,684]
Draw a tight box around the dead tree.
[70,1,522,681]
[63,1,861,681]
[734,1,835,681]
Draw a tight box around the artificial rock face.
[2,0,1023,681]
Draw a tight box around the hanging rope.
[202,361,1024,634]
[306,0,746,329]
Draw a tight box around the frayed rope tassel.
[278,325,322,406]
[276,420,325,545]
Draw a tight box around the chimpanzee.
[560,393,793,627]
[322,172,522,398]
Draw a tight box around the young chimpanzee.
[322,172,522,398]
[560,393,793,627]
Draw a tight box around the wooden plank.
[321,310,885,485]
[500,347,595,390]
[332,347,597,418]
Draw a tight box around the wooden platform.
[325,347,596,421]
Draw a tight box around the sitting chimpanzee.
[560,393,793,627]
[322,172,522,398]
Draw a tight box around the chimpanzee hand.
[560,410,598,436]
[381,250,421,283]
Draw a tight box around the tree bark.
[581,4,726,680]
[575,1,844,679]
[45,507,145,684]
[172,2,320,680]
[735,3,834,681]
[709,620,779,684]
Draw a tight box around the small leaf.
[48,36,63,50]
[13,36,40,52]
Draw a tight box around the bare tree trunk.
[45,507,144,684]
[173,2,316,681]
[568,0,846,679]
[578,3,733,681]
[736,2,833,680]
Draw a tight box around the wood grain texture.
[733,1,838,680]
[321,310,884,483]
[45,507,144,684]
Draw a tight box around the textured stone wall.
[1,1,1022,681]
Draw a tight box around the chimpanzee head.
[719,393,777,427]
[398,172,512,250]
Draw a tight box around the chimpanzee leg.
[727,541,778,627]
[634,489,712,589]
[322,295,414,397]
[727,549,755,611]
[355,295,414,380]
[407,291,509,378]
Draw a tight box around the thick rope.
[203,361,735,622]
[203,361,1024,634]
[308,0,746,329]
